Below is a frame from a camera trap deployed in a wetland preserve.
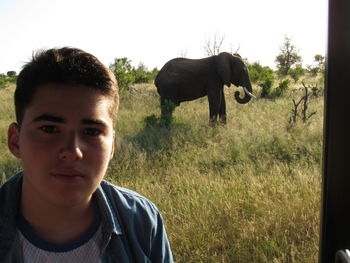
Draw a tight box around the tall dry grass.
[1,80,323,262]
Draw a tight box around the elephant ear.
[216,52,232,87]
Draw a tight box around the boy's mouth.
[50,168,85,178]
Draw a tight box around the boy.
[0,47,173,262]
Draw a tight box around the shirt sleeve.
[149,210,174,263]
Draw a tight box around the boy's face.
[8,83,115,208]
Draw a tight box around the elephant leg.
[160,98,176,126]
[207,91,221,125]
[219,90,227,124]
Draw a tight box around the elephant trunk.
[234,82,254,104]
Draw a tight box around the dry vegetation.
[0,79,323,262]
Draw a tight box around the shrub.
[6,71,17,82]
[272,79,290,98]
[133,64,159,84]
[133,62,150,84]
[149,68,159,81]
[288,64,305,82]
[260,76,275,98]
[134,70,151,83]
[0,74,7,89]
[248,62,264,83]
[109,58,135,92]
[247,62,275,98]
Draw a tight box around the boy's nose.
[58,133,83,161]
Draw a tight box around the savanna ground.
[0,76,323,262]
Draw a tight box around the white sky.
[0,0,328,74]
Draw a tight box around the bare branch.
[289,82,317,125]
[179,49,187,58]
[203,32,225,56]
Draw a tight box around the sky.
[0,0,328,74]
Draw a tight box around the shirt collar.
[94,184,122,236]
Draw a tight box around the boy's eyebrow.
[32,115,107,126]
[32,114,64,123]
[81,118,107,126]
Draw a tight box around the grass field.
[0,78,324,262]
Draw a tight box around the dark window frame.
[319,0,350,262]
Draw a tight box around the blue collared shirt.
[0,172,174,263]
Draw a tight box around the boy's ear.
[8,123,21,158]
[109,130,115,160]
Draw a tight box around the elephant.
[154,52,254,125]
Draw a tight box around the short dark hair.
[15,47,119,125]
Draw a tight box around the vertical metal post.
[320,0,350,262]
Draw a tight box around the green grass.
[0,80,323,262]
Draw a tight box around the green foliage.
[110,59,159,90]
[260,78,274,98]
[288,64,305,82]
[0,71,17,89]
[109,57,135,92]
[0,74,6,89]
[133,62,150,84]
[247,62,275,98]
[6,71,16,77]
[149,68,159,81]
[307,54,325,76]
[133,63,159,84]
[6,71,17,83]
[275,36,302,76]
[133,70,150,84]
[272,79,291,98]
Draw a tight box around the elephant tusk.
[242,86,256,99]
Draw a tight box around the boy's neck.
[20,192,96,244]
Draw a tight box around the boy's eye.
[40,125,58,133]
[83,128,102,136]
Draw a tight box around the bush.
[109,58,135,92]
[133,62,150,84]
[307,54,325,76]
[133,63,159,84]
[288,64,305,82]
[272,79,290,98]
[247,62,275,98]
[110,59,159,89]
[149,68,159,81]
[248,62,264,83]
[6,71,16,83]
[0,74,7,89]
[134,70,151,83]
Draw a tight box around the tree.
[179,49,187,58]
[6,71,17,83]
[275,36,302,76]
[6,71,16,77]
[135,62,148,72]
[109,58,135,91]
[203,32,225,56]
[307,54,325,76]
[133,62,150,84]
